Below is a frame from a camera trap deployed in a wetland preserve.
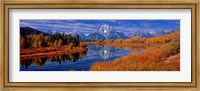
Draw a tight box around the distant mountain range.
[87,32,106,40]
[87,24,128,40]
[127,30,154,38]
[20,24,176,40]
[44,30,57,34]
[69,29,87,40]
[41,24,129,40]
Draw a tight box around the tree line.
[99,37,171,44]
[20,33,80,49]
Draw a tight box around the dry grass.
[90,42,180,71]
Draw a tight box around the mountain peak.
[44,29,57,34]
[128,29,154,38]
[73,28,78,32]
[71,29,80,34]
[69,29,86,40]
[98,24,112,34]
[102,23,110,27]
[92,24,128,40]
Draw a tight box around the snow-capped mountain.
[97,24,111,36]
[64,31,69,34]
[68,29,86,40]
[127,29,177,38]
[128,30,154,38]
[127,31,136,38]
[44,30,57,34]
[149,31,157,36]
[87,32,106,40]
[154,30,166,36]
[41,24,177,40]
[95,24,128,40]
[163,30,172,34]
[108,31,128,39]
[149,30,169,36]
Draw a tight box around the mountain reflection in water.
[20,44,136,71]
[87,44,124,60]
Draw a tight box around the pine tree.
[66,34,73,44]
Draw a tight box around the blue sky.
[20,20,180,35]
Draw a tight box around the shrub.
[160,42,180,57]
[90,42,180,71]
[79,42,87,48]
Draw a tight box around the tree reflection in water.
[20,51,87,69]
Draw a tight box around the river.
[20,44,142,71]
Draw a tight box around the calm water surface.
[20,44,142,71]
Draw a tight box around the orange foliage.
[162,31,180,41]
[20,42,88,59]
[90,42,180,71]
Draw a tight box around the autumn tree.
[54,40,58,47]
[58,39,63,46]
[38,40,42,48]
[20,32,82,48]
[69,43,74,49]
[20,37,25,48]
[33,40,38,48]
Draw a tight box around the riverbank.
[20,46,88,61]
[90,42,180,71]
[84,42,161,51]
